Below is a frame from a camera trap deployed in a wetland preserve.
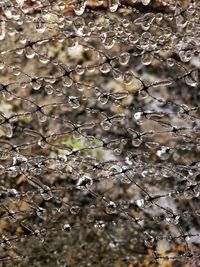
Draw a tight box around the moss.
[52,135,102,157]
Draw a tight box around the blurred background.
[0,0,199,266]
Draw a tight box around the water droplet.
[141,52,153,65]
[39,56,50,64]
[179,49,193,62]
[68,96,80,109]
[63,223,71,232]
[144,234,154,248]
[94,220,105,229]
[109,164,122,174]
[138,89,148,99]
[101,120,112,130]
[0,21,6,41]
[16,0,24,7]
[98,94,109,105]
[166,215,180,225]
[12,67,21,76]
[73,17,85,35]
[36,111,47,122]
[32,81,41,90]
[123,71,133,85]
[105,201,117,214]
[70,205,80,215]
[175,14,187,28]
[36,207,47,219]
[109,1,119,12]
[136,199,145,208]
[73,2,86,16]
[4,91,13,101]
[15,48,24,55]
[167,58,175,67]
[1,124,13,138]
[134,112,144,125]
[67,38,78,49]
[0,165,5,175]
[1,236,11,248]
[156,146,171,160]
[0,61,5,70]
[119,52,130,65]
[184,189,194,200]
[142,0,151,5]
[25,47,36,59]
[185,70,198,87]
[75,65,85,75]
[104,37,115,50]
[7,167,18,177]
[112,68,122,80]
[129,33,139,44]
[45,84,54,95]
[99,63,111,73]
[132,137,142,147]
[77,175,93,189]
[40,186,53,201]
[35,22,46,33]
[62,76,73,87]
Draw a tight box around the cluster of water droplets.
[0,0,199,266]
